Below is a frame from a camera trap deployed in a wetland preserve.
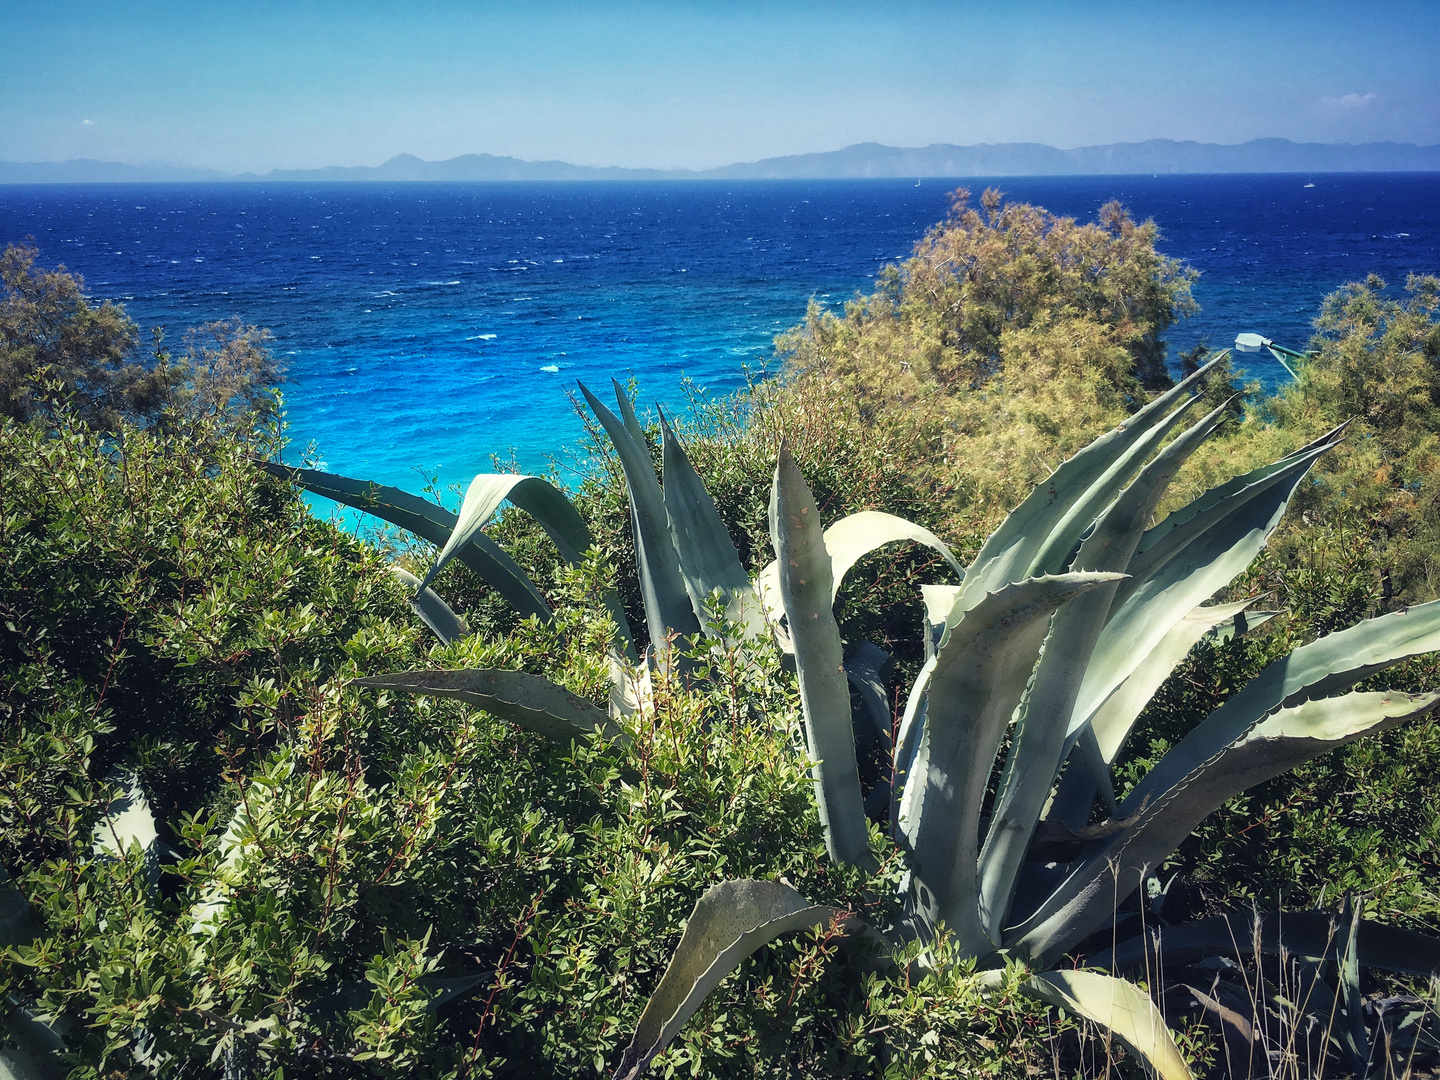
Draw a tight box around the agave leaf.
[657,410,765,640]
[188,805,247,936]
[612,378,651,453]
[822,511,964,596]
[770,447,876,872]
[613,879,842,1080]
[979,402,1230,938]
[0,1005,69,1080]
[352,668,623,743]
[391,567,468,644]
[0,869,37,949]
[413,472,638,658]
[919,584,962,661]
[844,641,894,745]
[896,572,1124,951]
[578,382,700,645]
[756,513,965,651]
[254,461,552,620]
[92,770,162,888]
[1023,969,1193,1080]
[1069,436,1339,749]
[1022,389,1204,579]
[960,356,1221,602]
[1336,899,1374,1077]
[1095,911,1440,982]
[1045,600,1257,830]
[1088,600,1261,763]
[1112,426,1346,615]
[419,472,594,588]
[1135,422,1349,557]
[1011,686,1440,964]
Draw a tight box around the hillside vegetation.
[2,192,1440,1079]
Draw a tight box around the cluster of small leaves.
[1,414,1058,1077]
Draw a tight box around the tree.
[0,242,281,433]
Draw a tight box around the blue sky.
[3,0,1437,172]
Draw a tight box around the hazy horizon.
[4,1,1438,175]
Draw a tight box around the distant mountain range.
[4,139,1440,184]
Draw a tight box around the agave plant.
[268,370,1440,1079]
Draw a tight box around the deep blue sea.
[2,175,1436,494]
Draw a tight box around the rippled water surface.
[2,175,1436,490]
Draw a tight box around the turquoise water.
[2,174,1436,494]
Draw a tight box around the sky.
[2,0,1438,173]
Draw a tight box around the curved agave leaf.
[756,512,965,651]
[1046,600,1260,830]
[1135,421,1349,557]
[1070,434,1340,748]
[254,461,552,620]
[92,770,162,890]
[657,410,764,640]
[771,446,876,872]
[391,567,468,644]
[919,584,962,661]
[1094,910,1440,982]
[896,572,1124,951]
[414,470,638,658]
[0,1004,69,1080]
[352,667,623,743]
[1011,685,1440,964]
[844,641,894,745]
[613,879,842,1080]
[1023,969,1193,1080]
[579,382,700,645]
[960,356,1221,602]
[0,875,37,950]
[979,401,1230,939]
[419,472,594,590]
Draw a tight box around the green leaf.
[978,401,1231,938]
[391,567,468,645]
[92,770,161,888]
[1095,910,1440,982]
[352,668,623,743]
[578,382,699,645]
[895,571,1123,952]
[612,879,842,1080]
[1023,969,1193,1080]
[254,461,552,620]
[1072,435,1339,748]
[757,512,965,652]
[1011,686,1440,964]
[657,410,764,640]
[770,446,876,872]
[960,355,1221,601]
[844,641,893,745]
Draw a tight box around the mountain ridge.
[4,138,1439,184]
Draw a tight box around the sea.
[1,174,1437,496]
